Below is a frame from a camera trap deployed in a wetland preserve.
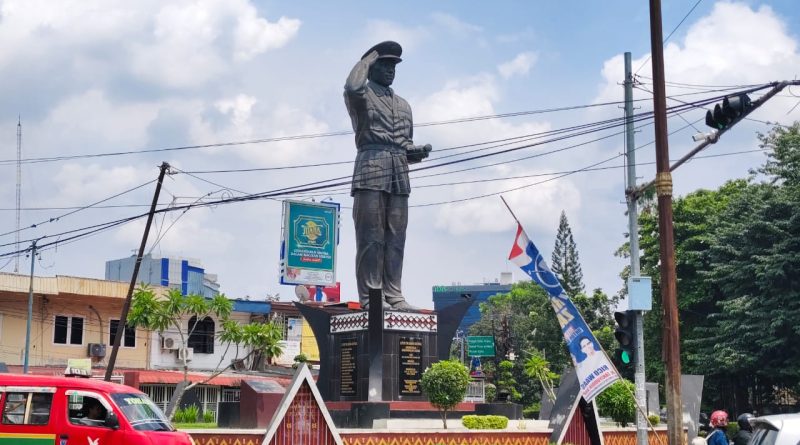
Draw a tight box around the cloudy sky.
[1,1,798,309]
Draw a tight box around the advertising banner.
[508,223,619,402]
[280,200,339,286]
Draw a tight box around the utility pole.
[624,51,648,445]
[15,118,22,273]
[105,162,170,381]
[23,239,37,374]
[648,2,683,445]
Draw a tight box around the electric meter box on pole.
[627,276,652,311]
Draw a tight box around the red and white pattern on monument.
[330,312,370,333]
[383,311,438,332]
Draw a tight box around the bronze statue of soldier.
[344,41,432,310]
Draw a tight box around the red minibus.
[0,374,193,445]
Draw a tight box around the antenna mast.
[15,117,22,273]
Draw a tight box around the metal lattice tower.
[15,117,21,273]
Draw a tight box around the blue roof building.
[432,278,513,333]
[105,254,220,298]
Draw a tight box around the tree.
[420,360,470,429]
[754,121,800,186]
[615,122,800,413]
[523,349,558,404]
[496,360,521,402]
[128,286,284,419]
[469,281,617,407]
[595,379,636,426]
[551,210,585,297]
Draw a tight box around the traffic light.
[705,94,752,130]
[613,311,635,366]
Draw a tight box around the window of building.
[187,316,215,354]
[54,315,84,345]
[109,319,136,348]
[2,391,53,425]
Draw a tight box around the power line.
[0,86,757,169]
[0,98,649,167]
[0,85,771,258]
[0,179,156,238]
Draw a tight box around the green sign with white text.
[467,336,495,357]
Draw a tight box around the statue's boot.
[390,299,418,311]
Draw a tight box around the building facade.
[0,273,152,370]
[105,254,220,298]
[432,281,513,333]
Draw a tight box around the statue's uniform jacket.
[344,56,415,304]
[344,57,414,196]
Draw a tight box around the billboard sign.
[280,200,339,286]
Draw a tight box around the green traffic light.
[620,350,632,365]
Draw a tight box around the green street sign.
[467,336,495,357]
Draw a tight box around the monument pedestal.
[296,289,473,426]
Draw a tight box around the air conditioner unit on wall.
[161,335,181,350]
[87,343,106,358]
[177,347,194,362]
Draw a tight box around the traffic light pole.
[623,51,648,445]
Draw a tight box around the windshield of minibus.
[110,393,174,431]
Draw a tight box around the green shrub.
[647,414,660,426]
[202,410,215,423]
[496,360,521,402]
[595,380,636,427]
[173,405,200,423]
[462,415,509,429]
[292,353,309,369]
[484,383,497,403]
[420,360,470,429]
[523,403,541,419]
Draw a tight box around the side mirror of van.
[104,412,120,430]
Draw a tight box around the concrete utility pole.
[623,51,648,445]
[647,2,683,445]
[23,239,37,374]
[105,162,170,381]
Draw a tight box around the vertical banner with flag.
[508,223,619,401]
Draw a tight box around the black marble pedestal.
[295,289,473,403]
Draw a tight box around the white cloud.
[216,94,258,128]
[414,74,550,150]
[430,12,482,37]
[44,89,158,149]
[434,174,581,235]
[0,0,301,90]
[234,14,301,61]
[498,52,538,79]
[593,2,800,123]
[115,207,235,257]
[46,163,150,206]
[188,95,331,165]
[363,20,429,54]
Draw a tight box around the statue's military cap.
[361,41,402,63]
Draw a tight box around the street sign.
[466,336,495,357]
